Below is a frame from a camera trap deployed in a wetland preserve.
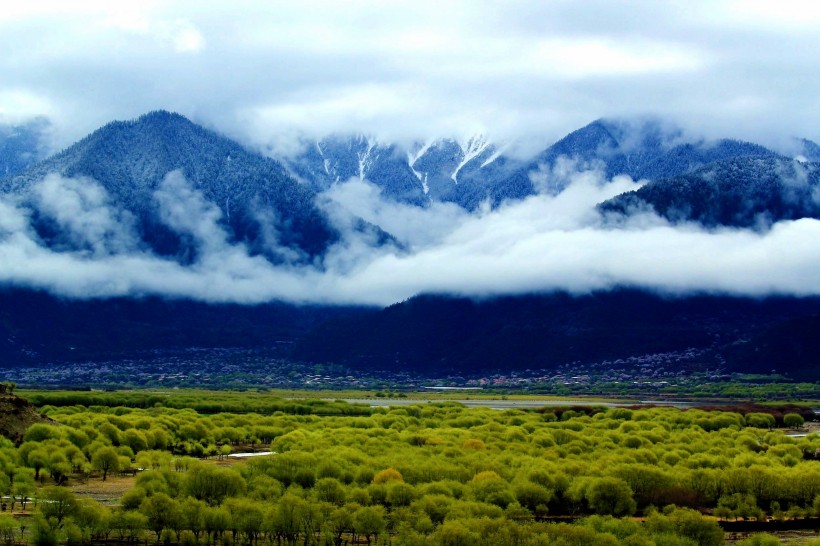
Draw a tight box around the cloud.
[1,168,819,306]
[314,173,820,303]
[1,1,818,153]
[528,156,613,195]
[131,18,206,53]
[153,170,227,255]
[318,178,468,249]
[32,173,139,255]
[0,90,54,123]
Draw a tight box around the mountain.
[722,315,820,380]
[0,287,366,365]
[289,135,427,206]
[284,118,786,212]
[405,135,526,208]
[3,114,820,383]
[794,138,820,163]
[0,117,51,178]
[599,156,820,228]
[1,111,339,261]
[509,118,781,195]
[286,134,525,210]
[0,390,53,443]
[290,290,820,379]
[5,285,819,382]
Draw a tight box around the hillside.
[290,290,820,378]
[0,287,367,365]
[1,111,339,261]
[599,157,820,227]
[0,390,53,443]
[284,118,790,212]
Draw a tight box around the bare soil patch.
[68,475,135,505]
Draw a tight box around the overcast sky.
[1,0,819,153]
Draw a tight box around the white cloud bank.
[1,1,819,152]
[1,169,819,307]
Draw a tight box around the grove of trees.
[0,391,819,545]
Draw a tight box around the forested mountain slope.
[1,111,339,261]
[600,157,820,227]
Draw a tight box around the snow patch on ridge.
[315,142,331,176]
[481,145,505,168]
[451,135,490,183]
[357,136,377,180]
[408,140,434,194]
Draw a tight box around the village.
[1,345,746,397]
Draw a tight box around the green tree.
[646,507,723,546]
[21,444,49,481]
[203,505,230,545]
[225,498,265,545]
[74,500,111,542]
[185,463,246,505]
[23,425,62,443]
[470,471,515,508]
[0,514,18,546]
[718,493,762,521]
[98,422,121,445]
[111,509,148,544]
[140,493,179,543]
[514,481,553,514]
[783,413,805,428]
[46,452,71,486]
[12,468,35,511]
[434,520,478,546]
[91,446,121,481]
[327,505,355,546]
[269,495,306,545]
[122,430,148,453]
[745,413,776,429]
[315,478,346,506]
[178,497,206,540]
[353,506,385,545]
[412,494,453,524]
[37,487,78,527]
[30,515,58,546]
[585,477,636,516]
[386,482,416,507]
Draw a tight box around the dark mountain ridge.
[0,287,368,365]
[292,289,820,379]
[3,287,819,381]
